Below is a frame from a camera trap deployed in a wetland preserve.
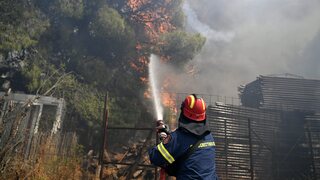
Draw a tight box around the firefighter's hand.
[158,132,167,139]
[156,120,165,127]
[156,120,170,134]
[156,124,170,134]
[159,132,171,144]
[156,120,170,143]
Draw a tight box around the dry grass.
[0,134,83,180]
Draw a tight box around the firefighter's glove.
[156,120,170,142]
[156,120,170,135]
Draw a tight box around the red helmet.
[182,94,206,121]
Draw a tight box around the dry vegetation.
[0,133,83,180]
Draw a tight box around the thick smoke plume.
[182,2,234,42]
[163,0,320,97]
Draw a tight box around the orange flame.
[126,0,176,42]
[161,93,176,110]
[140,76,148,83]
[144,87,152,98]
[136,42,142,50]
[160,78,175,106]
[126,0,180,127]
[130,56,149,73]
[161,92,178,129]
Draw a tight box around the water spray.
[149,54,164,121]
[149,54,166,180]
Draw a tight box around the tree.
[158,31,206,66]
[89,5,127,39]
[73,57,113,88]
[171,7,185,29]
[55,0,84,19]
[0,1,49,53]
[0,0,207,151]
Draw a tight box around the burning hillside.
[0,0,205,179]
[125,0,177,41]
[114,0,185,112]
[124,0,181,74]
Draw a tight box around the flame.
[140,76,148,83]
[127,0,149,11]
[125,0,181,127]
[161,92,176,110]
[162,77,178,134]
[138,56,148,64]
[126,0,176,42]
[130,62,143,73]
[161,92,178,129]
[135,42,142,50]
[160,78,174,105]
[144,87,152,98]
[130,56,149,73]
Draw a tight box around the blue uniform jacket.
[149,128,218,179]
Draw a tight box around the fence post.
[224,116,228,179]
[99,92,109,179]
[25,105,42,160]
[248,118,254,180]
[305,120,317,180]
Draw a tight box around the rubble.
[87,130,156,179]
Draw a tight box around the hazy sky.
[160,0,320,97]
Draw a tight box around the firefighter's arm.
[148,134,177,167]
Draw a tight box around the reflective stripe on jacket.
[149,128,218,180]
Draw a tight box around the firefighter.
[149,94,218,179]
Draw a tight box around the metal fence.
[305,113,320,179]
[101,93,241,179]
[101,82,320,180]
[100,94,158,180]
[207,103,319,180]
[208,75,320,180]
[207,104,282,180]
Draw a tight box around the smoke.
[164,0,320,97]
[182,2,234,42]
